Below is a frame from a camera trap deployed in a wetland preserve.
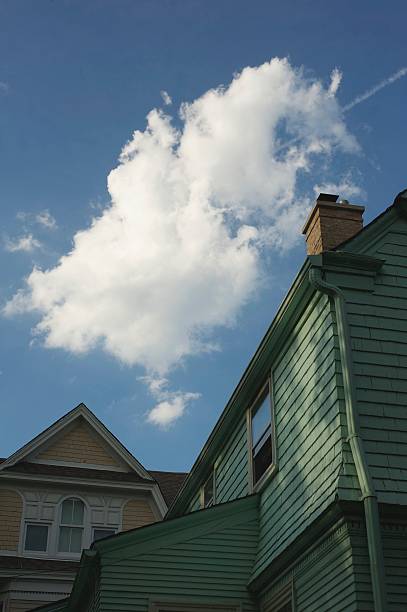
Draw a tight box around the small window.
[58,498,84,553]
[250,382,274,487]
[201,470,215,508]
[24,524,48,552]
[92,527,116,542]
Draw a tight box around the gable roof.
[0,402,153,480]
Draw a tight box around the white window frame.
[23,522,50,555]
[247,379,277,492]
[56,496,87,559]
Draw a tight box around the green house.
[37,190,407,612]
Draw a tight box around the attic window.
[58,498,85,554]
[201,470,215,508]
[249,381,274,488]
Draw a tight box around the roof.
[2,461,149,483]
[149,470,188,506]
[0,458,187,507]
[1,461,186,503]
[0,402,152,480]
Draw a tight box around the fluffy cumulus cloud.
[3,58,360,422]
[142,376,201,427]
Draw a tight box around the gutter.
[309,265,387,612]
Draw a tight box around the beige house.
[0,403,187,612]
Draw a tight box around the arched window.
[58,498,84,554]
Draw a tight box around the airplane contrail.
[343,67,407,112]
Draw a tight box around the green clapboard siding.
[215,416,249,503]
[260,522,360,612]
[338,222,407,504]
[94,495,259,612]
[253,292,343,577]
[382,523,407,611]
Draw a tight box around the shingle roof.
[0,459,188,507]
[149,470,188,507]
[3,461,150,483]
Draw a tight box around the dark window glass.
[93,528,116,542]
[58,498,84,553]
[251,386,273,485]
[25,524,48,552]
[203,471,214,507]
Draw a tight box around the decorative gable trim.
[0,403,152,481]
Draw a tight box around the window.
[250,381,274,488]
[24,524,48,552]
[92,527,116,542]
[58,498,84,553]
[201,469,215,508]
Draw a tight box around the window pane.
[61,499,73,524]
[251,392,271,447]
[58,526,71,552]
[58,526,83,553]
[72,499,84,525]
[25,524,48,551]
[253,434,272,484]
[93,528,115,542]
[61,498,84,525]
[70,527,83,552]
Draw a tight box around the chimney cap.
[317,193,339,203]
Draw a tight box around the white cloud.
[4,234,42,253]
[328,68,342,96]
[160,90,172,106]
[36,210,57,229]
[16,209,57,230]
[142,376,200,427]
[314,171,365,201]
[0,81,9,95]
[3,58,359,379]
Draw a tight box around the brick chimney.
[302,193,365,255]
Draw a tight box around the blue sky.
[1,0,406,471]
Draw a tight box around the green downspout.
[309,266,387,612]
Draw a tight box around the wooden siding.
[260,522,362,612]
[187,490,201,512]
[36,419,122,468]
[187,414,249,513]
[383,523,407,611]
[337,222,407,504]
[253,292,343,577]
[122,498,156,531]
[0,488,23,551]
[93,497,259,612]
[215,417,249,504]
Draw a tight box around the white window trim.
[23,521,50,555]
[247,378,278,493]
[56,497,86,557]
